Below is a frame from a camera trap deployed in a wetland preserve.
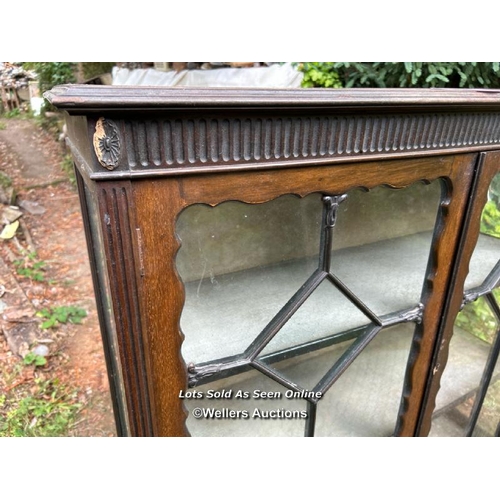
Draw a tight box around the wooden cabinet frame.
[47,86,500,436]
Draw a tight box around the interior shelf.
[181,231,500,365]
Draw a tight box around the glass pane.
[473,378,500,437]
[177,182,439,436]
[184,370,307,437]
[465,172,500,290]
[429,296,499,436]
[177,194,321,364]
[313,324,415,437]
[331,181,442,315]
[430,172,500,436]
[258,282,370,389]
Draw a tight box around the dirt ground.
[0,117,115,436]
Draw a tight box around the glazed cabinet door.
[419,151,500,436]
[100,153,481,436]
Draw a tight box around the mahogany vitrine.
[46,86,500,437]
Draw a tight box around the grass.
[1,108,21,118]
[1,107,36,120]
[0,113,89,437]
[0,374,81,437]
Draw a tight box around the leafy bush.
[22,62,76,93]
[481,200,500,237]
[298,62,342,88]
[22,62,76,113]
[299,62,500,89]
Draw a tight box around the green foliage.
[22,62,76,94]
[61,154,76,186]
[480,200,500,237]
[23,352,47,367]
[0,377,80,437]
[336,62,500,88]
[2,108,21,118]
[298,62,500,89]
[0,108,35,121]
[299,62,342,88]
[456,292,500,344]
[0,170,12,188]
[36,305,87,329]
[456,178,500,343]
[14,252,46,282]
[22,62,76,113]
[490,175,500,206]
